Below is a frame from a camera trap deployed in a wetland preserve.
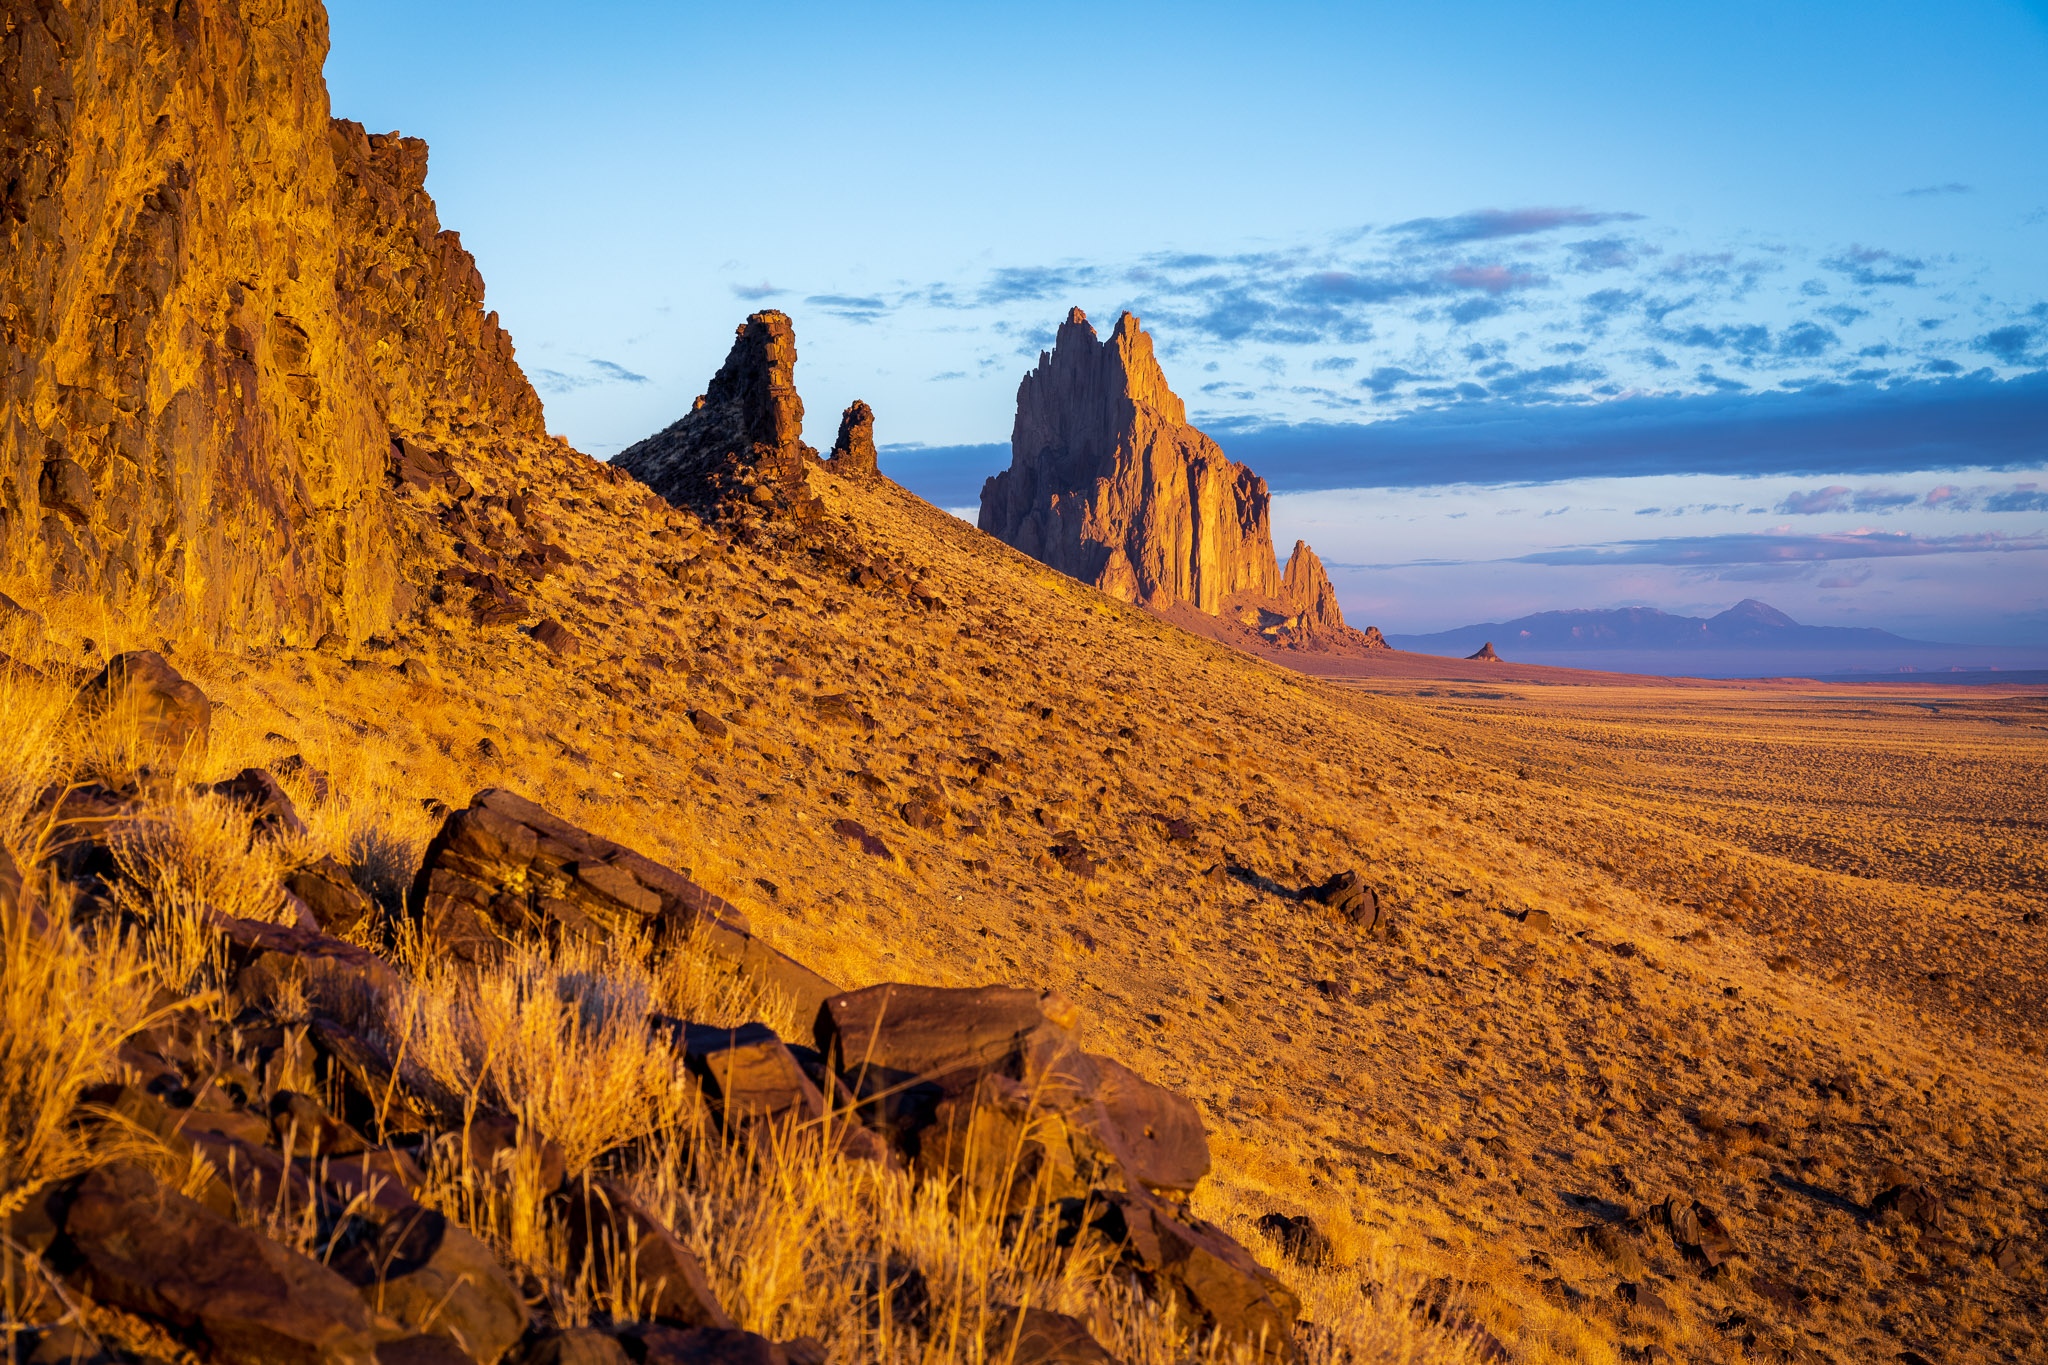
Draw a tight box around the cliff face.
[615,311,815,522]
[979,309,1282,615]
[0,0,543,645]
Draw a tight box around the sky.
[324,0,2048,646]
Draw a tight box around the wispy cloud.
[1386,207,1644,245]
[1514,528,2047,567]
[1901,182,1973,197]
[730,280,786,301]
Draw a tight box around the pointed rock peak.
[1110,311,1145,340]
[616,311,816,523]
[828,400,878,482]
[1468,641,1503,662]
[1066,306,1089,326]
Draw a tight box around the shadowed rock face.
[0,0,542,645]
[616,311,812,518]
[979,309,1283,615]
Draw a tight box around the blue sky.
[325,1,2048,645]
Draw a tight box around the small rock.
[1617,1280,1671,1320]
[531,617,580,655]
[1254,1212,1332,1265]
[1519,909,1553,934]
[212,766,308,839]
[830,818,893,859]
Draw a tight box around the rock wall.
[0,0,543,645]
[979,309,1282,615]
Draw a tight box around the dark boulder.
[1088,1191,1299,1355]
[555,1180,733,1332]
[286,856,377,937]
[213,767,309,839]
[410,789,837,1018]
[52,1162,380,1365]
[330,1206,527,1363]
[72,651,211,761]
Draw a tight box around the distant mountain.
[1379,599,2048,678]
[1390,599,1947,656]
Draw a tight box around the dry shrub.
[0,897,155,1216]
[108,791,296,990]
[394,935,706,1176]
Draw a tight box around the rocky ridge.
[977,309,1380,653]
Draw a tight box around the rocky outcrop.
[1,0,544,646]
[980,309,1281,614]
[828,400,879,481]
[1468,641,1502,662]
[616,312,820,523]
[980,310,1379,653]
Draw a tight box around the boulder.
[827,401,879,481]
[1254,1213,1332,1265]
[213,767,310,839]
[1661,1196,1736,1268]
[409,790,837,1018]
[818,984,1208,1196]
[52,1162,380,1365]
[210,912,402,1018]
[72,652,211,761]
[983,1307,1121,1365]
[1087,1191,1298,1355]
[610,1326,790,1365]
[657,1019,823,1128]
[555,1180,734,1331]
[1300,870,1389,936]
[331,1206,527,1364]
[531,618,580,656]
[286,856,378,937]
[1871,1182,1945,1229]
[516,1331,631,1365]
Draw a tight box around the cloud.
[1440,264,1548,294]
[804,293,890,322]
[1566,237,1639,271]
[730,281,785,301]
[976,265,1101,306]
[1777,321,1838,357]
[586,359,648,384]
[531,358,650,395]
[1974,324,2042,366]
[1902,183,1973,197]
[1986,483,2048,513]
[1513,528,2046,567]
[1923,484,1967,509]
[928,370,968,381]
[1387,207,1643,246]
[1777,485,1851,515]
[1312,356,1357,372]
[1195,372,2048,491]
[1822,245,1926,287]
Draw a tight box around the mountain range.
[1388,599,2048,677]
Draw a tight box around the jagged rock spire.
[616,311,814,520]
[828,401,879,481]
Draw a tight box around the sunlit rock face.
[0,0,542,645]
[980,308,1283,614]
[980,308,1381,651]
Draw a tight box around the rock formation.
[828,400,879,481]
[1,0,543,645]
[1468,641,1502,662]
[980,309,1382,652]
[615,311,821,524]
[980,309,1280,614]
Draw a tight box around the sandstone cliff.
[979,309,1381,652]
[0,0,543,646]
[615,311,820,524]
